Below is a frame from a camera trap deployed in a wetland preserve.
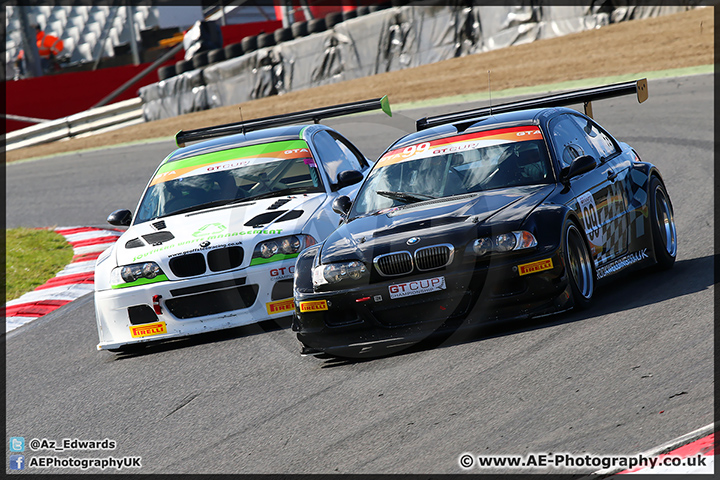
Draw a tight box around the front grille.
[165,284,259,319]
[169,253,206,277]
[374,251,413,277]
[207,246,244,272]
[271,279,294,300]
[415,244,454,271]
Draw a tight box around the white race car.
[95,97,391,352]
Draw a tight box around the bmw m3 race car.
[292,79,678,358]
[95,97,392,352]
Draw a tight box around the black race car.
[292,79,677,358]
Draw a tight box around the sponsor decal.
[578,192,604,248]
[389,276,446,299]
[270,265,295,280]
[518,258,554,276]
[299,300,328,313]
[378,126,544,167]
[129,321,167,338]
[151,140,314,186]
[266,298,295,315]
[596,248,648,279]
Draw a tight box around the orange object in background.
[17,30,64,60]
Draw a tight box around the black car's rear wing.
[175,95,392,147]
[415,78,648,131]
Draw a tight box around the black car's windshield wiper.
[376,190,437,204]
[163,198,237,217]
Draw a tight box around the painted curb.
[4,226,123,333]
[584,422,716,477]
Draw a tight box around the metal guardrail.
[5,97,144,152]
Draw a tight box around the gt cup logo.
[270,266,294,280]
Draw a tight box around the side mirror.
[107,209,132,226]
[332,195,352,216]
[562,155,596,182]
[333,169,364,191]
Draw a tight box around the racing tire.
[175,59,194,75]
[649,176,677,269]
[325,12,343,29]
[274,27,293,44]
[308,18,326,34]
[192,51,209,69]
[241,35,258,53]
[224,42,243,59]
[563,221,594,309]
[208,48,226,64]
[257,32,276,49]
[157,65,176,81]
[291,21,308,39]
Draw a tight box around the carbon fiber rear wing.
[415,78,648,131]
[175,95,392,147]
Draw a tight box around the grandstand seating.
[5,5,160,73]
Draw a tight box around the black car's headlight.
[250,234,317,266]
[472,230,537,256]
[110,262,168,289]
[312,260,368,286]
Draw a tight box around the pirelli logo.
[266,298,295,315]
[129,321,167,338]
[298,300,328,313]
[518,258,554,276]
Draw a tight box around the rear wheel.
[649,176,677,269]
[564,221,594,309]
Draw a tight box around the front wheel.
[564,221,595,309]
[649,176,677,269]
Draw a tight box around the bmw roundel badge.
[200,241,211,248]
[407,237,420,245]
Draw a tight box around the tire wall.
[139,4,694,122]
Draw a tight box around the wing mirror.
[107,209,132,226]
[333,169,364,191]
[332,195,352,216]
[562,155,596,183]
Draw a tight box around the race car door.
[548,113,629,266]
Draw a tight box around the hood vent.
[125,238,144,249]
[268,198,291,210]
[142,231,175,244]
[244,210,304,227]
[152,220,167,230]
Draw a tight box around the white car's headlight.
[472,230,537,256]
[251,234,317,266]
[110,262,168,288]
[312,260,368,286]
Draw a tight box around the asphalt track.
[5,74,714,474]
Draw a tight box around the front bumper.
[95,261,296,351]
[293,249,571,354]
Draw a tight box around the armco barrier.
[5,97,144,152]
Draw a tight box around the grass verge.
[5,228,74,303]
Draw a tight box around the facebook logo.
[9,455,25,470]
[9,437,25,452]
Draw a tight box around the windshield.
[351,125,552,217]
[135,140,324,224]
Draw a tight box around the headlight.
[251,234,317,265]
[111,262,167,288]
[472,231,537,256]
[312,261,368,286]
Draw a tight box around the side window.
[549,114,600,168]
[312,130,363,183]
[569,115,618,161]
[330,132,368,169]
